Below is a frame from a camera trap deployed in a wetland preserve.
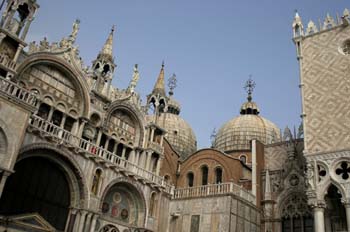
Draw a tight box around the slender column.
[150,128,155,142]
[78,118,88,138]
[129,150,135,163]
[47,107,54,122]
[89,214,99,232]
[313,206,325,232]
[72,120,80,136]
[96,128,103,146]
[344,203,350,232]
[13,44,24,62]
[121,147,126,159]
[146,152,152,171]
[0,172,10,198]
[104,137,110,150]
[0,33,6,46]
[20,18,33,40]
[112,142,118,154]
[160,135,164,146]
[72,210,81,232]
[77,210,87,232]
[84,213,92,232]
[60,114,67,128]
[156,157,162,175]
[64,208,76,232]
[3,9,15,29]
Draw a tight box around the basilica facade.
[0,0,349,231]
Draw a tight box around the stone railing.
[0,53,17,71]
[0,76,37,107]
[29,114,173,194]
[173,182,256,203]
[148,141,164,154]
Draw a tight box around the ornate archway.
[100,181,146,228]
[0,146,88,230]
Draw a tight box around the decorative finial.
[210,128,217,148]
[244,75,255,102]
[168,73,177,96]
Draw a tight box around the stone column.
[47,107,54,122]
[84,213,92,232]
[104,137,110,150]
[20,18,33,40]
[150,127,155,142]
[344,202,350,232]
[96,128,103,146]
[78,118,88,138]
[65,208,77,232]
[121,147,126,159]
[0,171,10,198]
[313,205,325,232]
[0,33,6,46]
[89,214,99,232]
[13,44,24,62]
[146,152,152,171]
[77,210,87,232]
[72,210,81,232]
[129,150,135,164]
[156,157,162,175]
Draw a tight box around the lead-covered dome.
[161,112,197,159]
[214,79,280,152]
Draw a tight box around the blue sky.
[25,1,349,148]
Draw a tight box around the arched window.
[201,166,209,186]
[281,194,313,232]
[187,172,194,187]
[37,103,51,120]
[240,155,247,164]
[149,192,157,217]
[215,167,223,184]
[91,169,102,195]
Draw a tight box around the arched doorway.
[0,156,72,230]
[325,184,347,231]
[101,182,146,228]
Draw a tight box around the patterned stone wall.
[300,25,350,154]
[169,196,260,232]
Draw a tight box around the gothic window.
[281,194,313,232]
[335,161,350,180]
[215,167,223,184]
[91,169,102,195]
[51,110,63,126]
[201,166,209,186]
[187,172,194,187]
[317,164,327,182]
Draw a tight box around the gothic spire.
[152,61,166,96]
[97,25,115,63]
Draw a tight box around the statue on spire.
[70,19,80,43]
[244,76,255,102]
[168,73,177,96]
[127,64,140,93]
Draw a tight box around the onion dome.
[214,78,280,152]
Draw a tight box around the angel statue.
[127,64,140,93]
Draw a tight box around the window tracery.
[335,161,350,180]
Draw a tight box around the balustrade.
[0,76,37,106]
[173,182,255,203]
[29,114,173,193]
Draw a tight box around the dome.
[147,113,197,159]
[214,114,280,152]
[214,79,280,152]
